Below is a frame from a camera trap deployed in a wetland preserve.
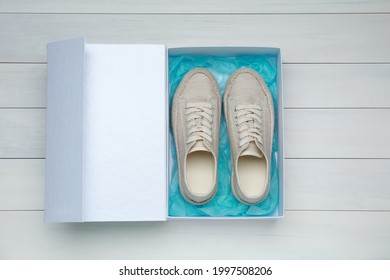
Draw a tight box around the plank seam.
[284,107,390,110]
[4,107,390,110]
[0,12,390,15]
[1,209,389,212]
[2,62,390,65]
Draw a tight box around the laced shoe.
[224,68,274,205]
[171,68,221,204]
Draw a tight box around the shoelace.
[185,102,214,144]
[235,104,263,147]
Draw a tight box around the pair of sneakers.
[171,68,274,205]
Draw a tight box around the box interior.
[167,47,284,219]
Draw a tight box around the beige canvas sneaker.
[171,68,222,204]
[224,68,274,205]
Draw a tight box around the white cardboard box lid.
[45,38,167,222]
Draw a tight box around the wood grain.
[0,159,44,210]
[0,14,389,63]
[1,211,389,259]
[0,109,45,158]
[283,64,390,108]
[0,64,46,108]
[1,0,389,14]
[285,159,390,210]
[284,109,390,158]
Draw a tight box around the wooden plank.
[283,64,390,108]
[285,159,390,210]
[0,14,389,63]
[0,211,389,259]
[1,159,390,211]
[1,108,390,159]
[3,64,390,108]
[0,159,44,210]
[0,109,45,158]
[1,0,389,14]
[0,64,46,108]
[285,109,390,158]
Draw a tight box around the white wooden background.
[0,0,390,259]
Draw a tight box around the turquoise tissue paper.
[168,54,279,217]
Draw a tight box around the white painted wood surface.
[0,0,390,259]
[0,109,45,158]
[285,109,390,158]
[0,159,44,210]
[283,64,390,108]
[0,64,46,108]
[1,0,389,13]
[285,159,390,210]
[1,211,389,259]
[1,14,390,63]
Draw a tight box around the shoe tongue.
[241,141,263,158]
[189,140,209,153]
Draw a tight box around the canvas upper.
[224,68,274,205]
[171,68,221,204]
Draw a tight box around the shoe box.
[45,38,284,222]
